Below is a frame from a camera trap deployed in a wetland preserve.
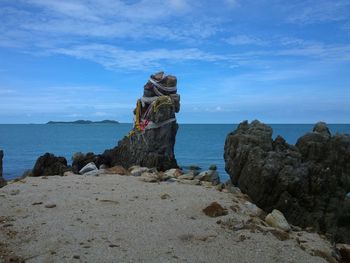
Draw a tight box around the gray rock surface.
[224,120,350,243]
[102,72,179,171]
[0,150,6,188]
[72,152,105,174]
[32,153,68,177]
[79,162,98,175]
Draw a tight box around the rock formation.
[32,153,68,177]
[102,71,180,171]
[224,120,350,243]
[0,150,6,187]
[71,152,105,173]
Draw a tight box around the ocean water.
[1,124,350,181]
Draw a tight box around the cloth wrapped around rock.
[102,71,180,171]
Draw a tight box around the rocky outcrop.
[71,152,105,173]
[32,153,68,177]
[224,120,350,243]
[0,150,6,188]
[102,71,180,171]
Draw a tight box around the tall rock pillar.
[103,71,180,171]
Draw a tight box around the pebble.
[203,202,228,217]
[45,204,57,208]
[265,209,291,232]
[160,193,171,199]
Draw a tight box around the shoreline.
[0,173,338,263]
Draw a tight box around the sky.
[0,0,349,124]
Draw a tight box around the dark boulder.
[71,152,105,173]
[32,153,68,177]
[224,120,350,243]
[102,72,179,171]
[0,150,6,188]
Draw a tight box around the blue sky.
[0,0,349,124]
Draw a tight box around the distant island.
[46,120,119,124]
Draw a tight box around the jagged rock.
[336,243,350,263]
[102,72,180,171]
[72,152,105,174]
[79,162,98,175]
[32,153,68,177]
[224,120,350,243]
[265,209,291,232]
[0,150,6,188]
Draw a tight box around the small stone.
[178,173,194,180]
[131,167,149,177]
[243,201,263,217]
[203,202,228,217]
[265,209,291,232]
[63,171,75,176]
[109,244,119,248]
[106,166,128,175]
[32,202,43,205]
[215,183,224,191]
[139,172,158,182]
[160,193,171,199]
[45,204,57,208]
[177,179,201,185]
[163,168,183,179]
[73,255,80,259]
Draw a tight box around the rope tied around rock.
[128,72,178,137]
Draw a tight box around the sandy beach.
[0,173,336,263]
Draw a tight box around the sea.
[1,124,350,181]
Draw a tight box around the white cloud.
[286,0,350,24]
[225,35,267,46]
[52,44,228,70]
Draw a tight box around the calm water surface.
[1,123,350,181]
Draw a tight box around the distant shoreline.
[46,120,119,124]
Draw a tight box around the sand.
[0,174,335,263]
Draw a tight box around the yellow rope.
[153,96,173,113]
[135,99,142,131]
